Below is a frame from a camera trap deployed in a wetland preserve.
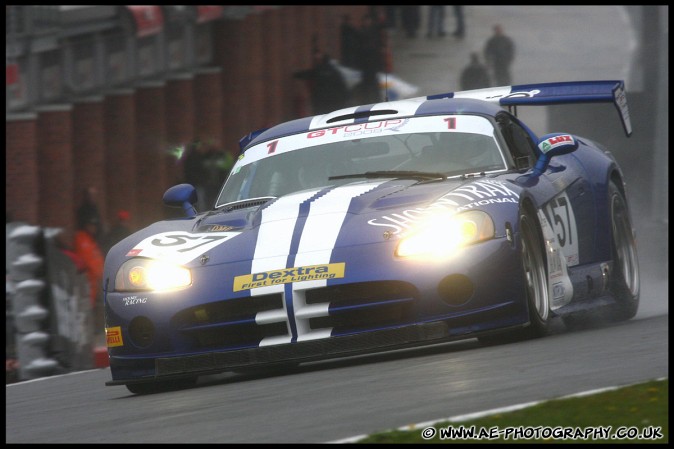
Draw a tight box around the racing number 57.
[547,196,572,248]
[151,233,228,253]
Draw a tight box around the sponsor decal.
[368,197,460,234]
[121,295,148,306]
[106,326,124,347]
[307,120,406,140]
[233,262,345,291]
[205,224,236,232]
[368,180,520,234]
[538,134,574,154]
[538,208,574,309]
[447,179,519,202]
[502,89,541,99]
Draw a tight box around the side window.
[496,113,537,170]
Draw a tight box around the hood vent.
[223,197,275,212]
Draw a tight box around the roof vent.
[326,109,398,124]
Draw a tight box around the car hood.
[110,177,521,267]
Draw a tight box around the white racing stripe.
[292,182,386,340]
[252,181,386,345]
[308,98,426,130]
[253,189,320,346]
[368,97,426,117]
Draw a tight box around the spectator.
[73,215,105,334]
[426,5,446,38]
[182,140,210,211]
[383,5,398,29]
[353,13,385,104]
[340,14,359,69]
[76,186,103,243]
[452,6,466,38]
[460,52,491,90]
[400,6,421,39]
[55,230,87,274]
[101,209,132,255]
[202,144,233,208]
[484,24,515,85]
[294,50,349,115]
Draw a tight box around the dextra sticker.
[106,326,123,347]
[233,262,345,291]
[127,231,240,265]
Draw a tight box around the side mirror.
[532,133,579,175]
[163,184,198,218]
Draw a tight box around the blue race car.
[103,80,639,394]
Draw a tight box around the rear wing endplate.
[425,80,632,137]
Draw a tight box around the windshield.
[215,115,507,207]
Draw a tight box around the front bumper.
[107,300,526,386]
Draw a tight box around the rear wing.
[425,80,632,137]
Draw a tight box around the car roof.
[245,97,503,151]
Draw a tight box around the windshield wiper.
[329,170,447,181]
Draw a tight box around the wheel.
[519,206,551,338]
[126,377,197,395]
[604,180,640,321]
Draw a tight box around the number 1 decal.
[444,117,456,129]
[267,140,278,154]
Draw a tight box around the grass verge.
[356,378,668,444]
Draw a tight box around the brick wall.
[104,89,138,230]
[134,82,169,228]
[72,97,107,230]
[35,106,75,235]
[165,74,195,188]
[194,68,224,151]
[215,19,249,156]
[6,114,39,224]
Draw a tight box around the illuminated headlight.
[395,210,495,259]
[114,258,192,292]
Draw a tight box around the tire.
[126,377,197,395]
[604,180,640,321]
[519,206,551,338]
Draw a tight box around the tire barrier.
[6,223,95,382]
